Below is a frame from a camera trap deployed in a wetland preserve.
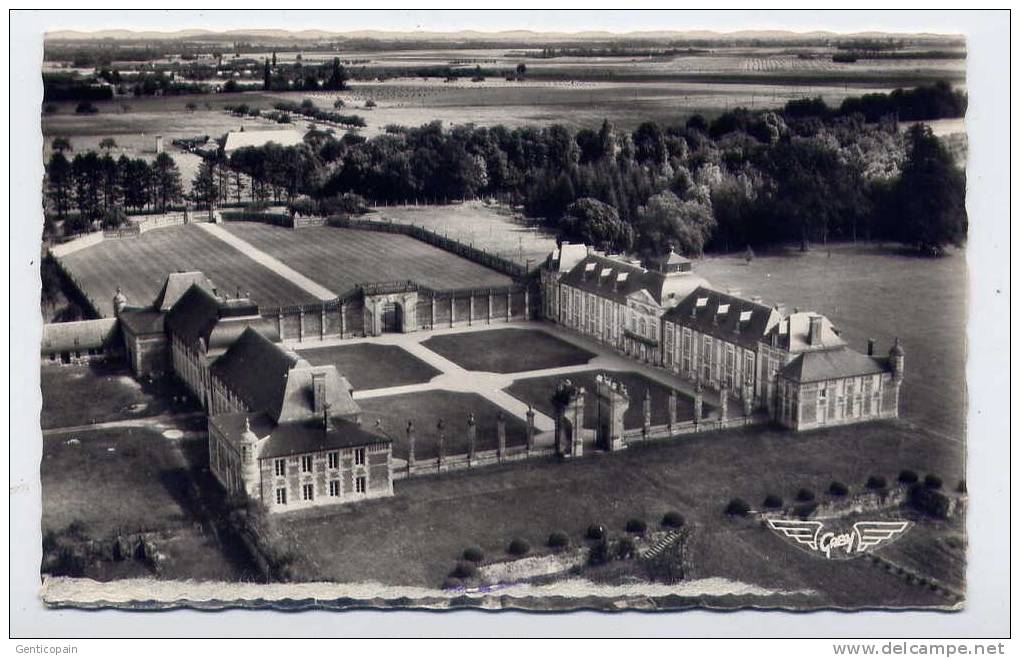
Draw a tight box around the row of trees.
[46,151,183,233]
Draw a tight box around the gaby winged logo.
[766,519,911,559]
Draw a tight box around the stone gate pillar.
[466,413,477,465]
[497,412,506,461]
[339,302,346,336]
[526,406,536,455]
[642,389,652,438]
[436,419,446,471]
[468,295,475,326]
[552,380,585,459]
[487,292,493,323]
[298,308,305,342]
[406,421,416,474]
[277,310,284,341]
[594,374,629,451]
[694,383,703,427]
[450,297,456,327]
[320,305,326,340]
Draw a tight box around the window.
[274,459,286,477]
[302,483,314,501]
[328,451,339,470]
[682,329,692,373]
[355,476,366,493]
[329,480,340,497]
[275,488,287,505]
[301,455,313,473]
[354,448,366,466]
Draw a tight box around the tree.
[151,152,183,212]
[325,58,349,91]
[634,190,716,257]
[191,159,219,218]
[516,62,527,78]
[263,58,272,90]
[889,124,967,253]
[99,137,117,151]
[561,197,632,251]
[632,121,667,166]
[46,152,72,218]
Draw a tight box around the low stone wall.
[49,231,105,258]
[393,437,557,481]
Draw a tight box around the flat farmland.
[696,244,968,441]
[58,224,318,316]
[369,201,557,269]
[221,223,514,293]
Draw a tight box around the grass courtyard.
[421,328,596,373]
[40,362,196,430]
[296,343,440,391]
[505,369,706,430]
[357,390,529,460]
[221,223,514,295]
[278,418,962,607]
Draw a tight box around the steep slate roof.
[662,286,782,351]
[546,242,588,274]
[223,129,303,153]
[209,413,390,459]
[153,271,215,312]
[165,284,278,354]
[779,348,891,383]
[559,253,707,307]
[769,312,847,353]
[118,308,166,336]
[41,319,119,353]
[278,364,360,423]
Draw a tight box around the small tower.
[112,287,127,317]
[239,417,260,499]
[889,337,905,384]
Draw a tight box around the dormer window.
[739,310,752,323]
[617,272,629,283]
[696,297,708,308]
[717,304,730,315]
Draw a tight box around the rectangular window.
[302,483,314,501]
[329,480,340,497]
[275,488,287,505]
[274,459,286,477]
[301,455,313,473]
[354,448,366,466]
[328,451,339,470]
[355,476,366,493]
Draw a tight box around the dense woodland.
[46,82,967,255]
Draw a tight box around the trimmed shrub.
[588,539,611,566]
[661,511,685,528]
[909,483,952,518]
[763,494,784,508]
[828,481,849,496]
[924,474,944,490]
[586,524,606,540]
[507,538,530,556]
[725,498,751,516]
[898,469,919,484]
[625,518,648,535]
[795,488,815,502]
[795,502,819,519]
[450,560,478,579]
[866,475,887,490]
[462,546,484,563]
[547,532,569,550]
[617,537,636,560]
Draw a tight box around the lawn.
[220,223,513,295]
[696,244,968,440]
[40,362,196,430]
[505,369,705,430]
[296,343,440,391]
[421,328,595,374]
[356,390,529,460]
[278,419,962,608]
[58,223,319,316]
[369,201,557,270]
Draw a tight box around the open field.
[369,201,557,269]
[278,419,961,606]
[505,369,703,430]
[695,244,968,440]
[296,343,440,391]
[421,327,595,373]
[58,223,319,316]
[357,390,529,460]
[40,362,196,430]
[220,223,514,293]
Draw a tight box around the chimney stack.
[808,315,823,346]
[312,370,327,417]
[867,338,875,356]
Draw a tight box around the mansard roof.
[779,347,891,384]
[662,286,781,351]
[559,252,706,307]
[209,412,390,460]
[769,311,847,353]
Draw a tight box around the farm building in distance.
[541,243,903,430]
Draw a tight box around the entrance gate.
[381,302,403,333]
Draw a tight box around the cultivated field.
[296,343,440,391]
[220,223,514,294]
[58,223,319,316]
[421,327,595,373]
[356,390,529,459]
[695,244,968,441]
[368,201,558,269]
[278,419,961,607]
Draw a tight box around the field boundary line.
[196,223,337,301]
